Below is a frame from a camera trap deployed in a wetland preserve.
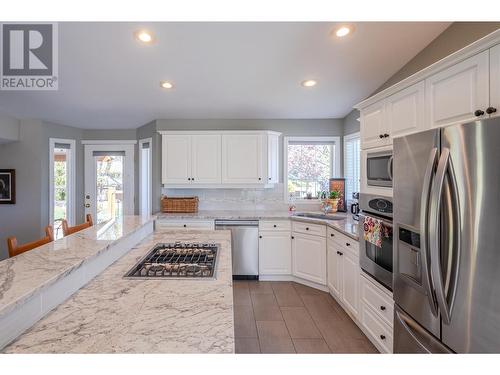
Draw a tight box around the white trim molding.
[283,136,341,203]
[355,28,500,110]
[49,138,76,229]
[81,140,137,145]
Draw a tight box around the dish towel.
[363,216,383,247]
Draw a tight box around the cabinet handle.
[338,251,343,256]
[291,236,295,239]
[474,109,485,117]
[383,133,389,138]
[379,134,384,139]
[306,227,309,231]
[273,224,277,228]
[380,305,386,311]
[380,335,386,340]
[258,177,262,181]
[187,178,191,181]
[486,107,497,114]
[183,224,187,228]
[345,242,350,247]
[259,235,262,239]
[330,233,334,237]
[192,177,195,181]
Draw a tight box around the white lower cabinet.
[259,231,292,275]
[360,273,394,353]
[327,237,360,319]
[155,220,214,230]
[291,232,327,285]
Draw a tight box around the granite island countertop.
[3,230,234,354]
[157,210,360,240]
[0,215,155,318]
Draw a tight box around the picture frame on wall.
[0,169,16,204]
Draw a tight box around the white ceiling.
[0,22,450,129]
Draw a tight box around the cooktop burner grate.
[124,242,218,279]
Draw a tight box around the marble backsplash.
[162,184,322,212]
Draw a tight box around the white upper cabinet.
[360,101,388,149]
[222,134,264,184]
[160,131,280,187]
[386,81,425,139]
[425,51,489,128]
[267,133,279,184]
[162,134,191,184]
[489,44,500,118]
[191,135,221,184]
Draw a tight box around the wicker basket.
[161,196,199,213]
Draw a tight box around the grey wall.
[342,22,500,129]
[343,110,360,136]
[0,112,20,143]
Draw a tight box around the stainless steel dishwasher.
[215,220,259,279]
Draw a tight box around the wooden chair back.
[7,226,54,258]
[62,214,93,237]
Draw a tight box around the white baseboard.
[259,274,329,293]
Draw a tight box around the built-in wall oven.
[366,150,393,187]
[359,193,393,290]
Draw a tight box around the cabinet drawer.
[361,302,393,353]
[292,221,326,237]
[327,227,358,255]
[156,220,214,230]
[361,274,393,327]
[259,220,291,232]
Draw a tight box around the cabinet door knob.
[259,235,262,239]
[305,227,309,230]
[191,177,195,181]
[345,242,350,247]
[338,251,343,256]
[258,177,262,181]
[383,133,389,138]
[268,177,272,180]
[330,233,334,237]
[291,236,295,239]
[183,224,187,228]
[187,178,191,181]
[273,224,277,228]
[380,335,386,340]
[380,305,386,311]
[474,109,485,117]
[486,107,497,114]
[379,134,384,139]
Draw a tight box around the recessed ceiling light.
[135,30,154,43]
[335,26,351,37]
[301,79,317,88]
[160,81,174,89]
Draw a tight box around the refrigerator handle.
[429,148,461,325]
[420,147,439,316]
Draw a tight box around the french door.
[84,142,135,224]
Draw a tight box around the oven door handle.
[359,213,392,228]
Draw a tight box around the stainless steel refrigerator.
[393,117,500,353]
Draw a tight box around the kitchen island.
[3,229,234,353]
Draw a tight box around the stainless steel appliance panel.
[215,220,259,277]
[393,129,441,338]
[439,119,500,353]
[394,306,451,353]
[366,150,393,187]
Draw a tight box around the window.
[284,136,340,202]
[343,132,360,202]
[49,138,76,239]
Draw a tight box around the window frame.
[343,132,361,204]
[283,136,341,203]
[49,138,76,228]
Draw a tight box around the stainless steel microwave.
[366,150,393,187]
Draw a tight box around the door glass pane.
[95,155,124,224]
[53,148,68,239]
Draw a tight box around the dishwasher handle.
[215,220,259,227]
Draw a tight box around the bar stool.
[7,226,54,258]
[62,214,93,237]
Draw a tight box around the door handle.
[420,148,439,316]
[429,148,460,325]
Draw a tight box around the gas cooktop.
[124,242,218,279]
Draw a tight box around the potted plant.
[327,190,340,213]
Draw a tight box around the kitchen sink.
[293,212,345,221]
